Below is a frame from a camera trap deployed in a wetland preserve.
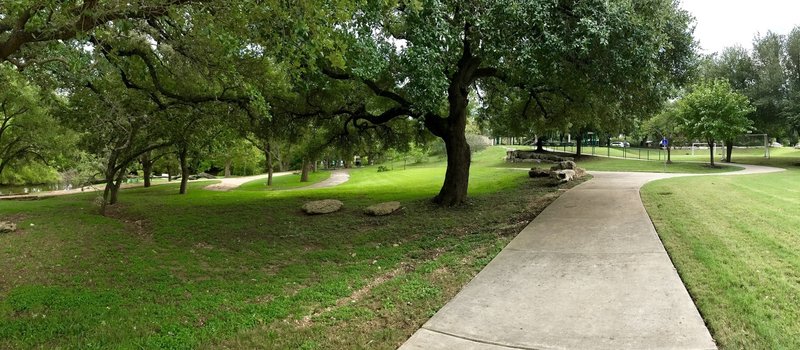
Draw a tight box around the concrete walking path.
[284,169,350,191]
[400,163,784,350]
[203,171,293,191]
[0,169,350,199]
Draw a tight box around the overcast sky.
[680,0,800,54]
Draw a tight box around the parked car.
[610,141,630,148]
[770,142,783,148]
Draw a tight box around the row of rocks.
[529,161,587,183]
[188,173,217,180]
[508,150,575,163]
[301,200,402,216]
[0,221,16,233]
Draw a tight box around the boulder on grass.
[551,169,576,183]
[302,199,343,215]
[528,168,550,178]
[364,201,401,216]
[510,151,575,163]
[189,172,217,180]
[550,161,577,171]
[0,221,16,233]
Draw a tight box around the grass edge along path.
[641,157,800,349]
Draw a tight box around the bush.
[377,165,390,172]
[466,134,492,153]
[0,162,60,185]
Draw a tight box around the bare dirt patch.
[103,204,154,239]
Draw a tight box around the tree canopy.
[2,0,698,208]
[677,79,754,166]
[321,0,696,205]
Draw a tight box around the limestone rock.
[528,168,550,178]
[189,172,216,180]
[364,201,401,216]
[550,161,577,171]
[302,199,343,215]
[508,150,574,163]
[552,169,577,183]
[0,221,16,233]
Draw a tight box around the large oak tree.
[322,0,696,206]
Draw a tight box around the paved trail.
[0,169,350,199]
[203,171,293,191]
[401,164,783,350]
[285,169,350,190]
[205,169,350,191]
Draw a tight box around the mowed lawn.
[642,151,800,349]
[551,144,775,163]
[0,147,580,349]
[493,146,743,173]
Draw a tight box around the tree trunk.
[100,152,120,215]
[110,170,125,205]
[428,77,471,206]
[141,152,153,188]
[179,146,189,195]
[435,130,470,206]
[725,142,733,163]
[575,133,583,157]
[667,146,673,164]
[708,140,716,167]
[535,137,545,152]
[280,144,291,171]
[300,158,310,182]
[101,175,113,215]
[224,159,232,177]
[266,143,274,186]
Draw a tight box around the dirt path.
[0,182,141,200]
[0,169,349,200]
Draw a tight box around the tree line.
[1,0,696,210]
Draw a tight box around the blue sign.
[660,137,669,148]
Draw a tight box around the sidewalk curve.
[204,171,293,191]
[400,163,783,350]
[284,169,350,191]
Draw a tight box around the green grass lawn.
[236,171,331,192]
[574,157,742,173]
[552,144,795,163]
[0,147,583,349]
[489,146,742,173]
[642,152,800,349]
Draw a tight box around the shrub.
[466,134,492,153]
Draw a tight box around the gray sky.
[680,0,800,54]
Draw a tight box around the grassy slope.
[236,171,331,192]
[0,147,579,349]
[642,149,800,349]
